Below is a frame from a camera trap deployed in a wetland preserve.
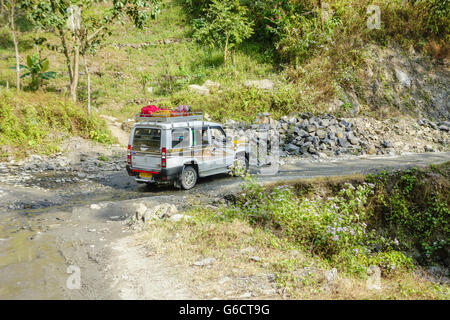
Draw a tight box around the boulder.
[188,84,209,95]
[243,79,274,90]
[395,68,411,87]
[203,80,220,89]
[154,203,178,219]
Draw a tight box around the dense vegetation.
[152,163,449,298]
[185,0,449,65]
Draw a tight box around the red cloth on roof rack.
[140,105,170,115]
[140,105,159,114]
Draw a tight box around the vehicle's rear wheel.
[180,166,197,190]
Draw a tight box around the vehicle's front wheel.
[180,166,197,190]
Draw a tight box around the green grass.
[0,88,115,159]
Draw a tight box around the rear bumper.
[126,164,182,182]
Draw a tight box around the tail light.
[161,147,166,168]
[127,144,132,165]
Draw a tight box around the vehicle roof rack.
[135,112,203,123]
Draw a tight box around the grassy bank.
[0,89,114,159]
[141,163,449,299]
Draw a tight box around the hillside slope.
[0,0,448,123]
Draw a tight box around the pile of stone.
[417,119,450,132]
[279,113,361,157]
[223,112,449,158]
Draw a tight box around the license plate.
[139,172,153,178]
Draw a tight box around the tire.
[180,166,197,190]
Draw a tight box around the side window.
[171,128,190,149]
[192,127,208,147]
[201,127,210,145]
[210,127,226,145]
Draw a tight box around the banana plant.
[13,54,57,91]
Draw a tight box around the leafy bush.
[367,166,450,265]
[415,0,450,37]
[222,173,414,276]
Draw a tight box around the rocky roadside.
[223,113,449,159]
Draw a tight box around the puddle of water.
[0,218,68,299]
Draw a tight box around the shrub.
[223,174,414,276]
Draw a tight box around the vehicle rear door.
[131,127,161,172]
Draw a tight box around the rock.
[243,79,274,90]
[240,247,256,254]
[133,202,151,222]
[324,268,338,282]
[338,138,349,147]
[203,80,220,89]
[218,277,231,284]
[262,289,277,295]
[438,125,449,132]
[382,140,394,148]
[320,119,330,127]
[188,84,209,95]
[425,145,435,152]
[367,145,377,155]
[122,119,135,132]
[284,143,300,154]
[366,266,381,290]
[428,122,438,130]
[347,133,359,145]
[238,292,252,298]
[193,257,216,266]
[395,68,411,87]
[306,124,316,133]
[297,129,308,137]
[316,129,327,139]
[169,214,191,222]
[79,153,89,162]
[250,256,261,262]
[153,203,178,219]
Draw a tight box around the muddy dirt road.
[0,152,448,299]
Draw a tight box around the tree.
[1,0,21,92]
[192,0,253,70]
[18,54,57,91]
[23,0,161,102]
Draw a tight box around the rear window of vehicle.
[132,128,161,152]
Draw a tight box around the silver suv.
[126,113,248,189]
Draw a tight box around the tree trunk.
[58,27,73,84]
[224,33,229,71]
[83,55,91,115]
[231,47,236,66]
[70,39,80,102]
[9,2,20,92]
